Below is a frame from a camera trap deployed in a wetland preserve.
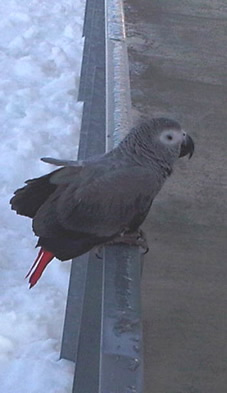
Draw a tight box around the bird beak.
[179,134,195,159]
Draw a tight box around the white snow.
[0,0,85,391]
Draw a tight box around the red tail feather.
[26,248,54,288]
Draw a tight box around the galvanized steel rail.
[60,1,144,392]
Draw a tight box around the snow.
[0,0,85,391]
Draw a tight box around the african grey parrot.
[10,118,194,287]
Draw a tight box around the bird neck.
[116,133,173,178]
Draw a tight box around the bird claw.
[95,230,149,259]
[105,229,149,254]
[95,247,103,259]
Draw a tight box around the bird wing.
[31,164,113,237]
[55,166,160,237]
[41,157,83,167]
[10,166,84,218]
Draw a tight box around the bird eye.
[167,134,173,140]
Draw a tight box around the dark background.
[124,1,227,392]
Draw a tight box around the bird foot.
[95,229,149,259]
[109,229,149,253]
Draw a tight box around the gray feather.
[43,168,161,237]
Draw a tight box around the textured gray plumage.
[10,118,194,263]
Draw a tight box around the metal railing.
[60,1,144,391]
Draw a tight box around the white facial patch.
[159,129,183,147]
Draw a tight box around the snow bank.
[0,0,85,391]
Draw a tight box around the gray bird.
[10,118,194,287]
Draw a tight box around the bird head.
[118,117,194,171]
[135,118,194,164]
